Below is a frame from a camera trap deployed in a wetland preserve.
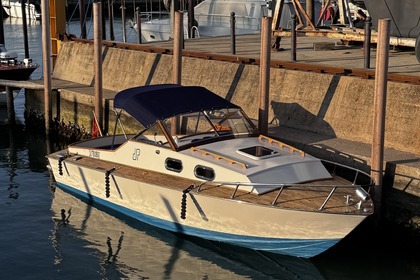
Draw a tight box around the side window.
[194,165,215,181]
[165,158,183,173]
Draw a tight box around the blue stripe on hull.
[56,183,340,258]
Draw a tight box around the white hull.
[51,186,325,278]
[2,0,41,20]
[50,157,367,257]
[135,0,322,42]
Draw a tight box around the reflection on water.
[1,16,420,280]
[50,186,325,279]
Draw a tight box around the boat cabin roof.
[114,84,240,128]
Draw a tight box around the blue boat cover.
[114,84,240,127]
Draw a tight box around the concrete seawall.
[26,40,419,230]
[52,41,419,155]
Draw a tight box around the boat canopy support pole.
[111,110,127,148]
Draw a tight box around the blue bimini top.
[113,84,239,128]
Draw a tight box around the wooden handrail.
[190,147,247,169]
[259,135,305,157]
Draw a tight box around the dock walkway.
[147,33,420,77]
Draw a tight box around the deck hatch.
[237,146,279,160]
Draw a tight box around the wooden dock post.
[171,10,183,135]
[79,0,87,39]
[94,0,103,133]
[6,86,15,126]
[258,16,272,135]
[41,0,52,133]
[173,10,183,85]
[371,18,391,219]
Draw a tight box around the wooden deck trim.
[259,135,305,157]
[190,147,247,169]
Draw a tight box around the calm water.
[0,18,419,280]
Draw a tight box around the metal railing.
[192,159,374,211]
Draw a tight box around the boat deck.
[50,150,373,215]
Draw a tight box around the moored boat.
[46,84,374,258]
[1,0,41,20]
[0,44,38,105]
[0,44,38,81]
[361,0,420,61]
[132,0,322,42]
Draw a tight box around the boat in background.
[47,84,374,258]
[361,0,420,61]
[130,0,268,42]
[0,44,39,80]
[0,44,39,105]
[132,0,322,42]
[1,0,41,20]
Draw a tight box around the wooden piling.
[79,0,87,39]
[94,1,103,132]
[41,0,52,133]
[171,10,183,135]
[6,86,15,125]
[20,0,29,58]
[258,17,272,135]
[173,11,183,85]
[121,0,126,42]
[371,18,391,218]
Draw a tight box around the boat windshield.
[131,108,257,149]
[162,108,258,148]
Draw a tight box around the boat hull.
[0,64,38,80]
[363,0,420,38]
[2,1,41,20]
[48,154,368,258]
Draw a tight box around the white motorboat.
[47,84,374,258]
[132,0,322,42]
[50,186,326,278]
[131,0,267,42]
[2,0,41,20]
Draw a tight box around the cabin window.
[194,165,215,181]
[165,158,183,173]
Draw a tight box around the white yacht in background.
[2,0,41,20]
[131,0,322,42]
[131,0,268,42]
